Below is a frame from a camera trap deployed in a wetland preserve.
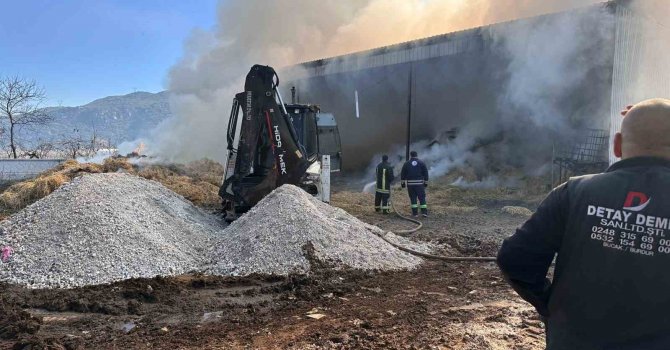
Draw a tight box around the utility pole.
[406,62,413,161]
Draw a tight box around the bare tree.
[33,141,56,159]
[58,134,85,159]
[0,76,53,159]
[86,127,100,157]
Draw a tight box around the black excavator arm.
[220,65,313,216]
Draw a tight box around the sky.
[0,0,218,107]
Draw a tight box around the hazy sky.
[0,0,218,107]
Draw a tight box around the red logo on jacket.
[623,191,651,212]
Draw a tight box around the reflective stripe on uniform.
[420,205,428,209]
[376,189,390,194]
[382,169,386,191]
[411,204,419,209]
[407,180,424,186]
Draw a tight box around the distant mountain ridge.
[33,91,173,145]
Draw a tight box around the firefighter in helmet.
[375,155,395,214]
[401,151,429,217]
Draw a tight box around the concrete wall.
[0,159,65,181]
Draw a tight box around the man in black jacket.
[401,151,429,217]
[498,98,670,349]
[375,155,394,214]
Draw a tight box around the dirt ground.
[0,176,549,349]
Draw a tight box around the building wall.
[285,5,617,172]
[609,3,670,163]
[0,159,65,181]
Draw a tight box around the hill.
[33,91,172,146]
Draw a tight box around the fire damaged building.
[282,0,670,178]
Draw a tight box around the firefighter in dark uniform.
[497,99,670,349]
[401,151,429,217]
[375,155,394,214]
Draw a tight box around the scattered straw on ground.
[501,206,533,217]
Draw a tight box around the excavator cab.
[316,112,342,172]
[285,105,342,172]
[220,65,341,221]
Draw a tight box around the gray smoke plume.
[360,1,619,191]
[143,0,606,165]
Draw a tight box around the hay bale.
[51,160,103,176]
[0,159,223,214]
[73,162,104,174]
[1,182,37,210]
[194,174,223,187]
[0,173,70,210]
[185,159,224,176]
[102,157,135,173]
[136,166,220,207]
[137,166,176,181]
[32,173,69,199]
[0,161,104,211]
[501,206,533,217]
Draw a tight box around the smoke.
[361,136,479,193]
[451,176,520,189]
[489,7,615,131]
[142,0,604,164]
[357,1,618,189]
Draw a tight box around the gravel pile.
[0,173,223,288]
[208,185,423,276]
[0,175,425,288]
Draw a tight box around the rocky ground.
[0,174,548,349]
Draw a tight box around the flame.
[133,142,146,155]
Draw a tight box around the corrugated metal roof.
[285,1,617,79]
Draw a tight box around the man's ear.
[614,132,623,158]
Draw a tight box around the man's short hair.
[410,151,418,157]
[382,155,389,162]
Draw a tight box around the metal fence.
[552,129,610,186]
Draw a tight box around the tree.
[32,140,56,159]
[0,76,53,158]
[58,132,85,159]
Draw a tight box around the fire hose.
[375,188,497,262]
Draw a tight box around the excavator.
[219,65,342,221]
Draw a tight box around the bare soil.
[0,177,548,349]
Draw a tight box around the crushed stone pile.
[0,173,223,288]
[208,185,424,276]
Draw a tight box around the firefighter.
[401,151,429,217]
[497,99,670,349]
[375,155,394,214]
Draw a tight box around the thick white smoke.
[144,0,604,164]
[362,1,619,191]
[489,7,615,130]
